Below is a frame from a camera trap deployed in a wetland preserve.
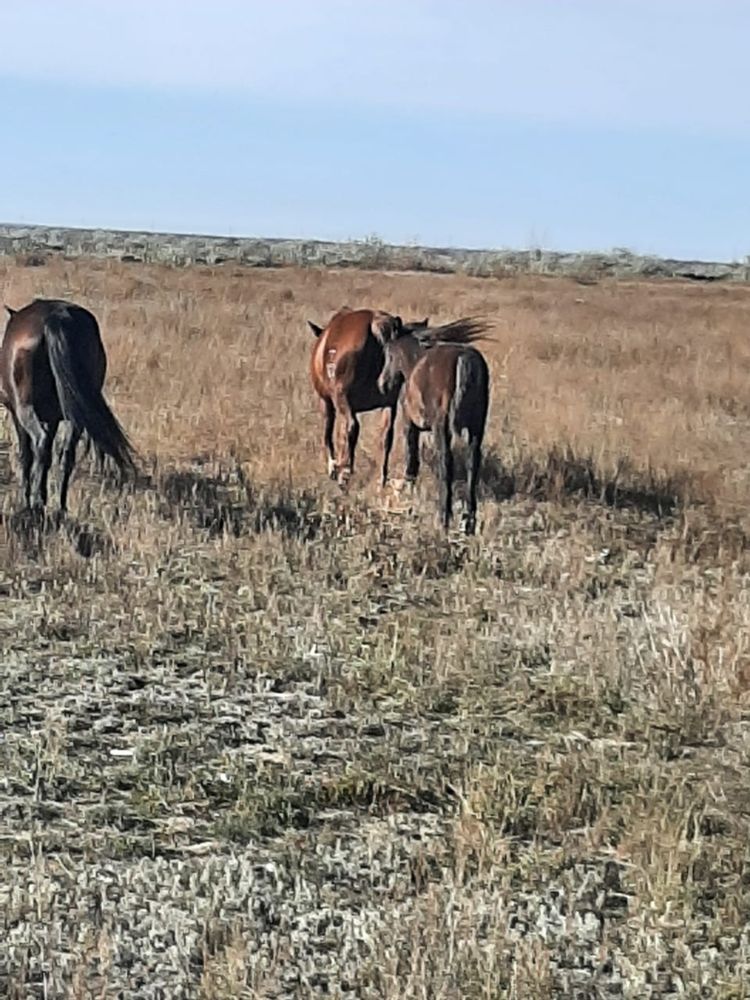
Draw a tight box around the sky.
[1,1,748,260]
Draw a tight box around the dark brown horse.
[0,298,135,512]
[377,318,491,534]
[308,307,427,486]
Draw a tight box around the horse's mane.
[408,316,493,348]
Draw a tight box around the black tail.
[44,314,136,476]
[450,348,490,438]
[415,316,494,348]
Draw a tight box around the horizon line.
[0,220,744,269]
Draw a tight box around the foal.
[0,298,135,512]
[377,318,491,534]
[308,307,427,486]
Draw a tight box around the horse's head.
[386,317,429,340]
[377,343,399,396]
[377,323,415,395]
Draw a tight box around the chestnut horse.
[377,318,491,534]
[0,298,135,512]
[307,307,427,486]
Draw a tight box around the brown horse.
[308,307,427,486]
[377,317,491,534]
[0,298,135,512]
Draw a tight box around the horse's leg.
[322,398,337,479]
[336,397,359,486]
[35,419,59,510]
[93,438,107,477]
[11,414,33,508]
[380,403,397,487]
[404,420,420,483]
[436,416,454,530]
[15,405,57,510]
[465,428,484,536]
[59,424,82,513]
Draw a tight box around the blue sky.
[2,1,748,260]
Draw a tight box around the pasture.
[1,255,750,998]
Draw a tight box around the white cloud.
[3,0,748,133]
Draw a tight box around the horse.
[0,298,136,513]
[307,307,427,486]
[377,317,492,534]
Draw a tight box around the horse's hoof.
[10,505,48,534]
[327,460,337,480]
[459,506,478,535]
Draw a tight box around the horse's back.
[310,308,392,410]
[418,343,487,386]
[1,299,106,417]
[412,344,463,392]
[320,309,376,352]
[5,299,102,347]
[407,344,488,432]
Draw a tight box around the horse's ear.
[307,320,323,338]
[4,305,16,317]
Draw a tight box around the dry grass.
[1,256,750,997]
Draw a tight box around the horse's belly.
[350,388,396,413]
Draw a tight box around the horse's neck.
[398,335,424,377]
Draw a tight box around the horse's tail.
[44,312,136,475]
[450,348,489,438]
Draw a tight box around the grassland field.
[2,255,750,998]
